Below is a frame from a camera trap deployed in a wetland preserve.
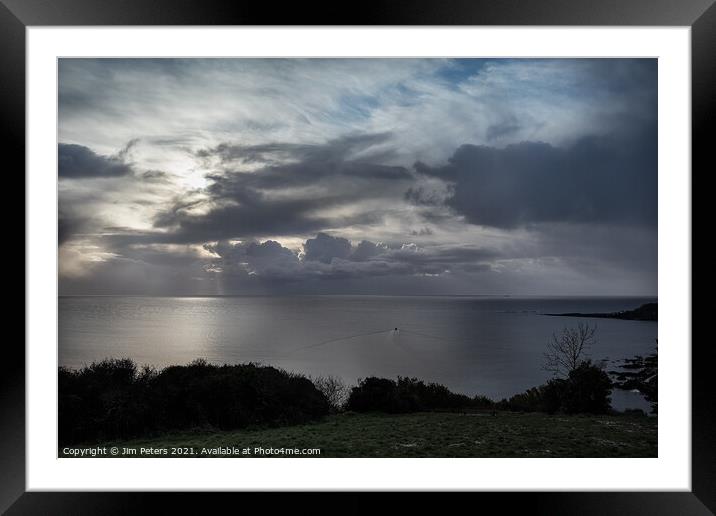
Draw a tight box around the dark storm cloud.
[204,239,301,278]
[149,192,382,245]
[303,233,352,263]
[198,133,410,188]
[404,185,450,207]
[351,240,385,261]
[58,142,137,179]
[148,134,412,244]
[204,233,499,284]
[411,130,657,229]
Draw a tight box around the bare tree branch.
[543,322,596,378]
[312,375,348,412]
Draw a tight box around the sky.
[58,58,657,296]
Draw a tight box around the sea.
[58,295,658,412]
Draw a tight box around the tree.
[543,322,596,378]
[560,361,612,414]
[312,375,348,413]
[503,361,612,415]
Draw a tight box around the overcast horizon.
[58,58,657,297]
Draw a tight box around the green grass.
[61,411,657,458]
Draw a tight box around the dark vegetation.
[60,358,615,446]
[344,364,611,416]
[59,359,328,445]
[343,323,612,415]
[495,321,611,415]
[545,302,657,321]
[59,324,649,448]
[610,346,658,413]
[345,376,494,413]
[498,361,612,414]
[311,375,349,413]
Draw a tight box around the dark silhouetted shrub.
[345,377,402,413]
[471,395,495,409]
[502,386,547,413]
[345,376,492,413]
[502,361,611,415]
[559,361,612,414]
[59,358,329,445]
[540,379,566,414]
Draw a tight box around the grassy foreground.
[62,411,657,458]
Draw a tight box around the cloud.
[58,142,136,179]
[198,133,411,187]
[411,131,656,229]
[60,225,656,296]
[152,191,343,244]
[203,233,498,286]
[148,134,414,244]
[486,117,521,141]
[204,239,300,277]
[57,58,658,296]
[303,233,352,263]
[410,227,434,237]
[140,170,170,183]
[351,240,388,261]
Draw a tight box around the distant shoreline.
[543,303,657,322]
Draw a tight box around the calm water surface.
[59,295,657,411]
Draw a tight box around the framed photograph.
[6,0,709,512]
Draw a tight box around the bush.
[540,379,566,414]
[471,395,495,409]
[345,377,403,413]
[502,362,611,415]
[345,376,491,413]
[560,361,612,414]
[502,386,548,413]
[59,358,329,445]
[312,375,349,413]
[59,359,153,445]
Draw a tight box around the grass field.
[61,411,657,458]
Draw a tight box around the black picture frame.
[4,0,710,513]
